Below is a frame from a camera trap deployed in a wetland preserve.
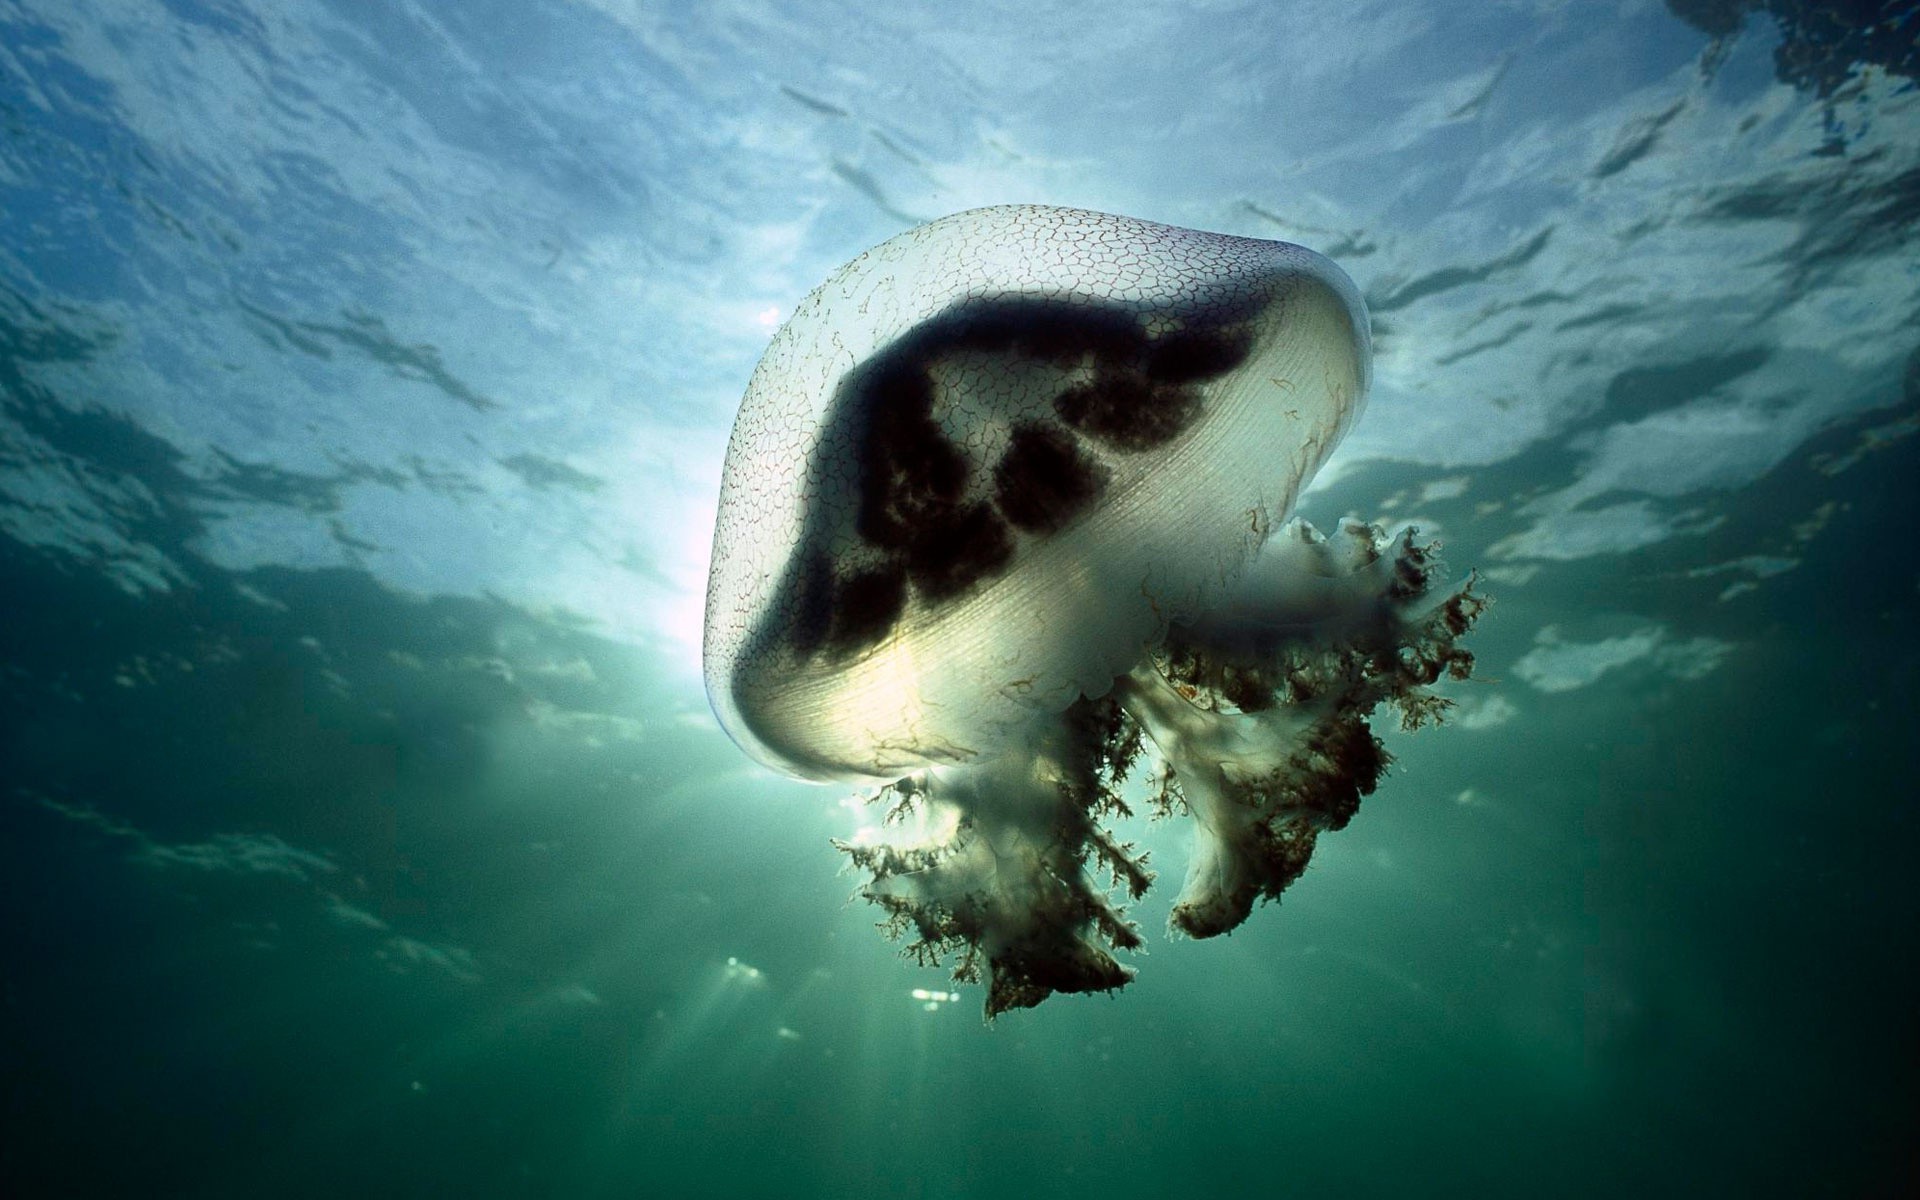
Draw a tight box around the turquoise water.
[3,2,1916,1196]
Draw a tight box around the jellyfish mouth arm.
[1118,519,1487,939]
[1118,664,1323,938]
[1182,517,1436,645]
[836,701,1153,1019]
[834,520,1483,1014]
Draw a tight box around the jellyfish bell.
[703,205,1484,1017]
[706,206,1367,777]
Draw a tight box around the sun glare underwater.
[3,1,1917,1197]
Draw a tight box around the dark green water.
[4,2,1916,1196]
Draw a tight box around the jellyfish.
[703,205,1484,1017]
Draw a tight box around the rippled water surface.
[3,2,1916,1196]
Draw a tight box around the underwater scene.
[2,1,1916,1196]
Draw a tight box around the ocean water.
[2,2,1916,1196]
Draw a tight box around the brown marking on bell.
[903,500,1015,601]
[1054,370,1202,452]
[992,423,1111,534]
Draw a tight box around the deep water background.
[3,2,1917,1197]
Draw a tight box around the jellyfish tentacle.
[1118,520,1487,939]
[836,697,1152,1018]
[838,522,1484,1008]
